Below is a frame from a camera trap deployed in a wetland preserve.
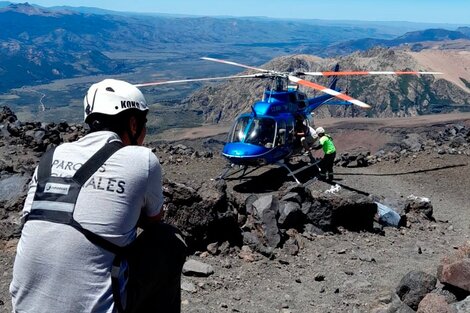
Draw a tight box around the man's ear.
[129,116,138,136]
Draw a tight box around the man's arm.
[141,150,164,226]
[144,209,163,223]
[138,208,163,229]
[21,167,39,223]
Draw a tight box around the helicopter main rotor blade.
[289,75,371,109]
[201,57,272,73]
[134,74,264,87]
[300,70,443,76]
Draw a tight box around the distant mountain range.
[0,3,129,91]
[324,28,470,55]
[0,2,469,120]
[1,2,470,93]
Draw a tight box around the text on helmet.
[121,100,143,109]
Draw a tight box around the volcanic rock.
[182,259,214,277]
[452,296,470,313]
[396,270,437,310]
[437,241,470,293]
[417,293,454,313]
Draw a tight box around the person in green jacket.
[315,127,336,181]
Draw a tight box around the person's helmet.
[83,79,148,123]
[315,126,325,134]
[309,127,318,140]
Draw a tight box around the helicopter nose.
[223,142,267,156]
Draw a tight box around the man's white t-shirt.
[10,131,163,313]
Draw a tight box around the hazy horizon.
[6,0,470,25]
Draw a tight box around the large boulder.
[405,195,434,221]
[306,191,377,232]
[401,133,424,152]
[417,293,455,313]
[437,241,470,293]
[163,179,239,251]
[252,195,281,248]
[452,296,470,313]
[0,174,29,203]
[0,106,17,123]
[0,174,29,240]
[277,200,304,230]
[396,270,437,310]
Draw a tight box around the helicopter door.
[276,120,287,146]
[286,119,295,144]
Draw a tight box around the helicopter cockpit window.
[230,116,251,143]
[246,118,276,148]
[230,117,276,148]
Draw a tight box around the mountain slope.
[0,3,128,91]
[183,48,470,121]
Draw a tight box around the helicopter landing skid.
[278,160,321,185]
[215,160,321,185]
[216,164,264,181]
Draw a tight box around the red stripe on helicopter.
[289,76,371,108]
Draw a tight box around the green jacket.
[319,134,336,154]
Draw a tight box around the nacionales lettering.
[85,176,125,194]
[121,100,141,109]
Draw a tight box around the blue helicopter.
[136,57,441,183]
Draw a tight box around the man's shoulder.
[120,146,155,158]
[121,146,161,166]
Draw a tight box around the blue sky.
[24,0,470,24]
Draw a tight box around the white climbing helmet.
[315,126,325,135]
[83,79,148,123]
[308,126,318,140]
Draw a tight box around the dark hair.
[87,109,147,137]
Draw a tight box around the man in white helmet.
[10,79,186,313]
[315,126,336,182]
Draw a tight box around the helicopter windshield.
[230,116,276,148]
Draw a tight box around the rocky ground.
[1,106,470,312]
